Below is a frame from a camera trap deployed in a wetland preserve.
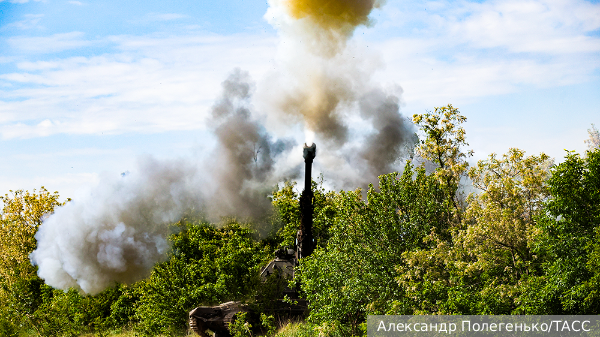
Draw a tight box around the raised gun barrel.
[303,143,316,192]
[297,143,316,260]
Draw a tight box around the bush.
[134,221,268,335]
[299,164,450,335]
[29,285,125,336]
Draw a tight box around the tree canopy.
[1,106,599,337]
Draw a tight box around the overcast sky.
[1,0,599,200]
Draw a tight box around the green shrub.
[299,164,449,334]
[134,221,268,335]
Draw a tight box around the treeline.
[1,105,599,337]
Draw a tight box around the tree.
[134,221,268,335]
[412,104,473,224]
[389,105,474,315]
[0,188,150,336]
[585,123,600,151]
[523,148,600,314]
[299,163,450,333]
[0,188,67,336]
[457,149,552,313]
[271,177,337,250]
[462,149,552,278]
[396,149,553,314]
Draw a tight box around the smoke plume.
[31,70,296,295]
[260,0,414,189]
[205,68,297,222]
[287,0,381,30]
[31,0,416,294]
[357,87,416,185]
[31,157,201,294]
[270,0,385,56]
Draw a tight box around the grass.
[77,328,193,337]
[42,320,314,337]
[273,321,314,337]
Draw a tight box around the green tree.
[299,163,450,334]
[271,178,336,250]
[522,148,600,314]
[412,104,473,225]
[30,285,126,336]
[456,149,552,313]
[462,149,552,279]
[391,105,474,315]
[397,149,553,314]
[0,188,127,336]
[134,221,268,335]
[0,187,67,336]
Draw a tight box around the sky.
[1,0,599,200]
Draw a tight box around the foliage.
[133,221,268,336]
[30,285,125,336]
[0,188,66,294]
[260,313,277,337]
[0,188,145,337]
[271,177,336,250]
[271,180,300,249]
[523,148,600,314]
[229,312,253,337]
[299,163,450,334]
[3,109,600,336]
[252,266,292,315]
[0,187,68,335]
[412,104,473,224]
[585,123,600,150]
[464,150,551,277]
[397,148,553,314]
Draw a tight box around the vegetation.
[1,105,599,336]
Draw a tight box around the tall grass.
[273,321,313,337]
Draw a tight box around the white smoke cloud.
[30,0,417,295]
[31,156,202,294]
[30,71,299,295]
[258,0,416,190]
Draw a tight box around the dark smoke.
[206,68,297,221]
[31,0,417,295]
[31,69,298,294]
[309,85,416,192]
[357,87,416,185]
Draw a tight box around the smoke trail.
[262,0,385,146]
[31,70,297,294]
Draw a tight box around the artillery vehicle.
[189,144,317,337]
[188,247,308,337]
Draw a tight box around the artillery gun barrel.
[189,144,315,336]
[303,143,316,192]
[298,143,316,260]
